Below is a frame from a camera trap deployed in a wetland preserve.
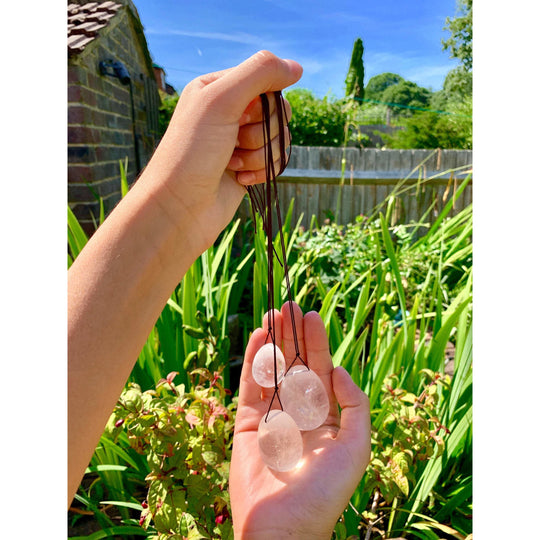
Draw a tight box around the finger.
[332,366,371,470]
[200,51,302,122]
[303,310,340,423]
[238,96,292,133]
[280,301,306,368]
[262,308,282,347]
[237,327,267,409]
[238,93,277,126]
[303,311,333,376]
[260,309,283,400]
[232,155,289,186]
[237,111,291,150]
[228,131,289,171]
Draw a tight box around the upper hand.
[141,51,302,251]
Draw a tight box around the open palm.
[230,302,371,539]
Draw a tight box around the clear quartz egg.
[252,343,286,388]
[280,365,330,431]
[257,409,303,471]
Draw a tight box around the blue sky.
[134,0,461,98]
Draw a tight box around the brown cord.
[245,92,308,421]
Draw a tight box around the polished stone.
[257,409,303,471]
[252,343,286,388]
[280,365,329,431]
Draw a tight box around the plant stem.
[364,489,380,540]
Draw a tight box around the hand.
[141,50,302,251]
[230,302,371,539]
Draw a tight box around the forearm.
[67,170,209,503]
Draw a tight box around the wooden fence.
[237,147,472,228]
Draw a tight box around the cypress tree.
[345,38,365,102]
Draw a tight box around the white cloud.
[146,28,263,46]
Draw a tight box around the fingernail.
[228,155,244,169]
[237,171,255,185]
[239,112,251,125]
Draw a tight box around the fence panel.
[237,147,472,229]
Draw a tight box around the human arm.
[230,302,371,539]
[67,51,302,504]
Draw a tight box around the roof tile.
[68,34,96,51]
[67,1,122,55]
[82,2,100,11]
[101,1,121,10]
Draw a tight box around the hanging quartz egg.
[280,365,330,431]
[257,409,303,471]
[252,343,286,388]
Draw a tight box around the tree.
[365,73,404,101]
[381,80,431,115]
[384,96,472,149]
[442,0,472,71]
[430,66,472,110]
[345,38,365,102]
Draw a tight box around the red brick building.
[68,0,161,233]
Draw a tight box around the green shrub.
[159,94,180,137]
[107,368,236,539]
[285,89,348,146]
[384,96,472,149]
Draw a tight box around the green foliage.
[365,72,404,101]
[182,311,231,374]
[366,372,449,503]
[384,96,472,149]
[345,38,365,101]
[442,0,473,71]
[430,66,472,112]
[285,89,348,146]
[107,367,236,539]
[158,94,180,136]
[381,80,432,116]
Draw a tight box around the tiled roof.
[68,1,122,55]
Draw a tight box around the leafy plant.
[107,367,236,539]
[284,89,349,146]
[158,94,180,136]
[383,99,472,149]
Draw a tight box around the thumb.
[332,366,371,470]
[200,50,302,121]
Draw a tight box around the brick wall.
[68,5,160,234]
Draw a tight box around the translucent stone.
[252,343,286,388]
[257,410,303,471]
[280,365,330,431]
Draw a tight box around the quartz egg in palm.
[252,343,286,388]
[257,409,303,471]
[280,365,329,431]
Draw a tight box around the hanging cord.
[246,92,307,421]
